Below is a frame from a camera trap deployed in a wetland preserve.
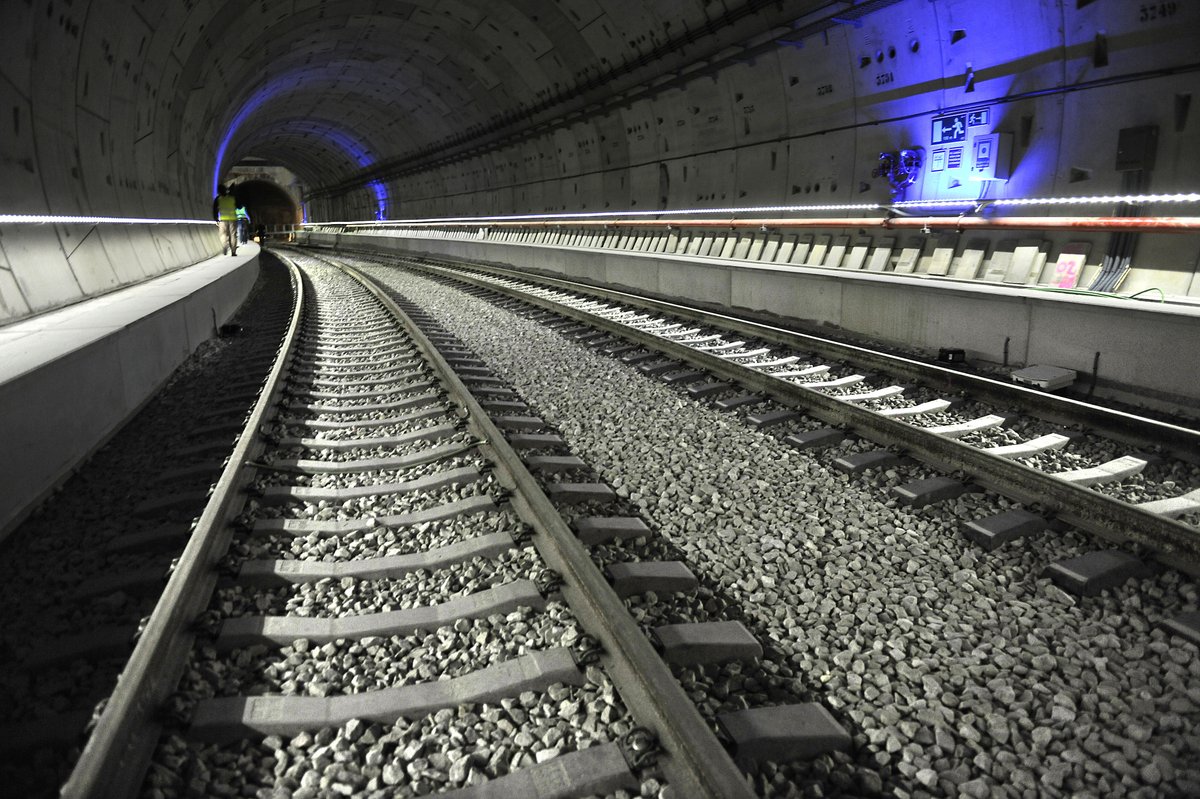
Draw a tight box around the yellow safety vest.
[216,195,238,221]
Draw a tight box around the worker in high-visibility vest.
[236,204,251,245]
[212,184,239,256]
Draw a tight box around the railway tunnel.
[1,1,1200,797]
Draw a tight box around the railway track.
[63,251,844,798]
[6,243,1197,797]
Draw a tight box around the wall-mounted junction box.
[968,132,1012,181]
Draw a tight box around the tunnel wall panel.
[734,143,787,207]
[777,27,857,138]
[0,250,31,320]
[64,226,123,295]
[573,120,604,175]
[2,228,81,314]
[727,57,788,147]
[678,75,736,154]
[0,78,46,214]
[0,226,221,326]
[599,109,631,171]
[573,172,605,212]
[627,164,661,212]
[785,128,855,201]
[36,125,90,215]
[621,99,661,166]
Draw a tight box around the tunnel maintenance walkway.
[0,245,261,538]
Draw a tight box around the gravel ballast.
[146,675,636,798]
[182,601,584,700]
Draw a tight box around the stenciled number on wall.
[1139,2,1178,22]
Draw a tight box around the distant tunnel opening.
[229,179,299,228]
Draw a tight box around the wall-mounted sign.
[930,148,947,172]
[966,108,990,127]
[932,114,967,144]
[947,147,964,169]
[932,107,991,144]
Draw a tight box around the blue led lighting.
[213,77,298,196]
[213,77,389,218]
[369,182,387,219]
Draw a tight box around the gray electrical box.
[968,133,1012,181]
[1011,365,1077,391]
[1116,125,1158,171]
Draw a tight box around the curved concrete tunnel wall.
[309,1,1200,295]
[312,0,1200,222]
[0,0,224,324]
[2,0,1199,324]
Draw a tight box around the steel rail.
[61,256,306,799]
[394,257,1200,575]
[333,257,756,799]
[331,215,1200,234]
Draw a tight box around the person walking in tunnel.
[212,184,239,256]
[236,203,251,245]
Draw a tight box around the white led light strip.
[0,215,214,225]
[310,192,1200,227]
[894,193,1200,209]
[6,194,1197,228]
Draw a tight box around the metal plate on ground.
[718,704,851,764]
[1010,365,1077,391]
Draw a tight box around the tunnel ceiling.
[184,0,842,201]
